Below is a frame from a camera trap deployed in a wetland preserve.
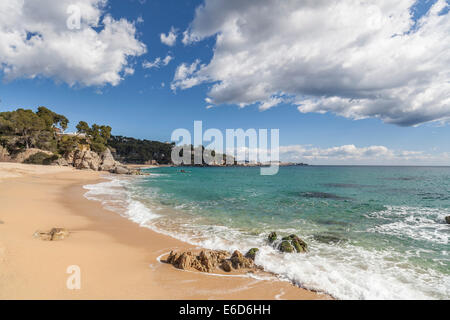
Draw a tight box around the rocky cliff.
[3,145,139,175]
[61,147,139,174]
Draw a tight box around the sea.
[84,166,450,300]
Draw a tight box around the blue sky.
[0,0,449,164]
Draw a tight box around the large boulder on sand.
[61,146,136,174]
[221,260,233,272]
[165,250,229,273]
[53,157,69,166]
[113,165,130,175]
[230,250,254,269]
[164,249,256,273]
[71,150,102,171]
[99,148,118,172]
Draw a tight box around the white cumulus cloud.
[174,0,450,126]
[160,27,177,46]
[0,0,146,87]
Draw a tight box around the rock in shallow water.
[276,234,308,253]
[283,234,308,253]
[268,232,277,243]
[445,216,450,224]
[313,233,346,244]
[279,240,295,253]
[245,248,259,261]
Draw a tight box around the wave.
[366,206,450,245]
[83,175,450,300]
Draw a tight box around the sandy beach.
[0,163,328,300]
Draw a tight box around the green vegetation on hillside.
[0,107,175,164]
[108,136,174,164]
[24,152,59,165]
[0,107,68,154]
[76,121,111,153]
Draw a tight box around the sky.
[0,0,449,165]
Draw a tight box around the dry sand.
[0,163,330,300]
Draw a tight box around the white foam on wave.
[256,241,449,300]
[366,206,450,245]
[83,177,450,300]
[83,175,160,223]
[139,215,450,300]
[125,198,161,225]
[155,221,450,299]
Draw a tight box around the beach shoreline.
[0,163,329,300]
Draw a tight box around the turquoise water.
[85,166,450,299]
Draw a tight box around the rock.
[64,151,74,164]
[176,252,194,270]
[268,232,277,243]
[245,248,259,261]
[99,148,116,172]
[279,240,295,253]
[50,228,70,240]
[166,251,181,264]
[164,249,258,273]
[70,150,102,171]
[230,250,254,269]
[113,166,130,175]
[221,260,233,272]
[194,250,229,272]
[313,233,346,244]
[0,145,11,161]
[13,148,53,163]
[281,234,308,253]
[128,168,139,175]
[33,228,69,241]
[198,251,215,272]
[145,160,159,166]
[165,250,229,273]
[53,157,69,166]
[0,220,4,224]
[445,216,450,224]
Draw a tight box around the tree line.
[0,106,173,164]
